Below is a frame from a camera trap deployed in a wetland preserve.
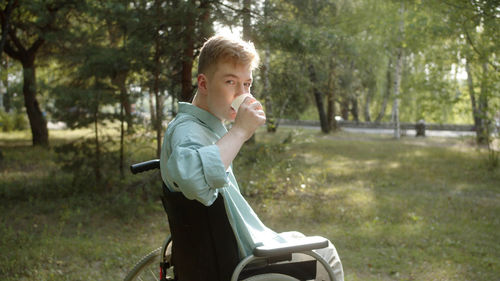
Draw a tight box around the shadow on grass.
[249,134,500,280]
[1,128,499,280]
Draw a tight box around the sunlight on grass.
[345,188,375,211]
[1,128,499,280]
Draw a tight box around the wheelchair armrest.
[253,236,328,258]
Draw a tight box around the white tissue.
[231,94,253,112]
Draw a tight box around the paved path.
[280,124,476,138]
[341,127,475,138]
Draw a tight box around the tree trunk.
[121,89,132,131]
[314,87,329,133]
[326,90,337,131]
[326,59,337,131]
[478,62,489,144]
[154,87,162,159]
[0,0,15,59]
[149,90,156,128]
[180,31,194,102]
[375,58,392,123]
[1,57,10,112]
[2,3,54,146]
[22,61,48,146]
[262,46,275,132]
[392,2,404,139]
[275,96,290,130]
[171,93,177,117]
[363,85,375,122]
[392,52,402,139]
[242,0,258,142]
[119,95,125,179]
[340,97,349,121]
[179,0,212,103]
[94,86,101,184]
[351,96,359,123]
[242,0,252,41]
[3,35,48,145]
[198,0,213,40]
[465,58,489,144]
[262,1,274,132]
[112,71,133,132]
[308,64,329,133]
[466,58,481,139]
[179,1,196,103]
[153,12,162,158]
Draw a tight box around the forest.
[0,0,498,146]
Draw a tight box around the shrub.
[54,136,121,192]
[235,139,296,198]
[0,111,28,132]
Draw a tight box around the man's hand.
[232,96,266,141]
[217,96,266,170]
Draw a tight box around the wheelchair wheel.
[123,247,174,281]
[242,273,299,281]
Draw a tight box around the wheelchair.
[124,159,338,281]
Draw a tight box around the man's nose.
[236,83,245,95]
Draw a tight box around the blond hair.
[197,34,260,77]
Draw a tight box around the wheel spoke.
[149,269,159,281]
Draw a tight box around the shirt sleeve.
[164,122,229,206]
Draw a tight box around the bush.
[0,111,28,132]
[54,136,121,191]
[235,138,296,198]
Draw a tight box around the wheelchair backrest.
[161,184,240,281]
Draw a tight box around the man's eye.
[226,80,235,85]
[244,82,252,88]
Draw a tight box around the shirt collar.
[178,102,227,137]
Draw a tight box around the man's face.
[200,61,253,121]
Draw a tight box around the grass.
[1,127,499,280]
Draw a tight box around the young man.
[160,34,343,281]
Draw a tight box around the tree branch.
[0,0,17,58]
[462,22,498,72]
[7,27,25,53]
[28,37,45,54]
[3,40,21,61]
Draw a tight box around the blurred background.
[0,0,498,148]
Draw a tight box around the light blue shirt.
[160,102,287,258]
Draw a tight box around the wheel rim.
[124,248,174,281]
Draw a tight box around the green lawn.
[1,128,499,280]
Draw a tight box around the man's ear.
[197,74,208,95]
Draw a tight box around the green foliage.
[1,0,497,147]
[54,138,113,190]
[0,111,28,132]
[50,85,118,129]
[235,129,320,198]
[267,52,312,120]
[235,139,293,197]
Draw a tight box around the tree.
[391,2,405,139]
[49,0,134,183]
[54,82,119,185]
[0,0,15,59]
[417,0,499,144]
[1,0,83,146]
[1,0,75,146]
[178,0,214,103]
[265,0,340,133]
[260,0,276,132]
